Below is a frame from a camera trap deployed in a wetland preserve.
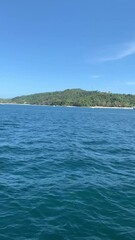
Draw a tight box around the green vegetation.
[0,98,11,103]
[8,89,135,107]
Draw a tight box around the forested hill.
[10,89,135,107]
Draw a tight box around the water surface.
[0,105,135,240]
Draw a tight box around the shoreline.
[0,102,134,109]
[89,106,133,109]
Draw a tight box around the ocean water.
[0,105,135,240]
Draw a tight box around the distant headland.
[0,89,135,108]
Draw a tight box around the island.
[1,89,135,108]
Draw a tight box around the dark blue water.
[0,105,135,240]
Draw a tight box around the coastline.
[89,106,133,109]
[0,102,134,109]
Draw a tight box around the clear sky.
[0,0,135,97]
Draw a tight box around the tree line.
[9,89,135,107]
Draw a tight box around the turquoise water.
[0,105,135,240]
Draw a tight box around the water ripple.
[0,105,135,239]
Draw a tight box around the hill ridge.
[8,89,135,107]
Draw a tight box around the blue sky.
[0,0,135,97]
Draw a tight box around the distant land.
[0,89,135,108]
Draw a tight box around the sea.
[0,105,135,240]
